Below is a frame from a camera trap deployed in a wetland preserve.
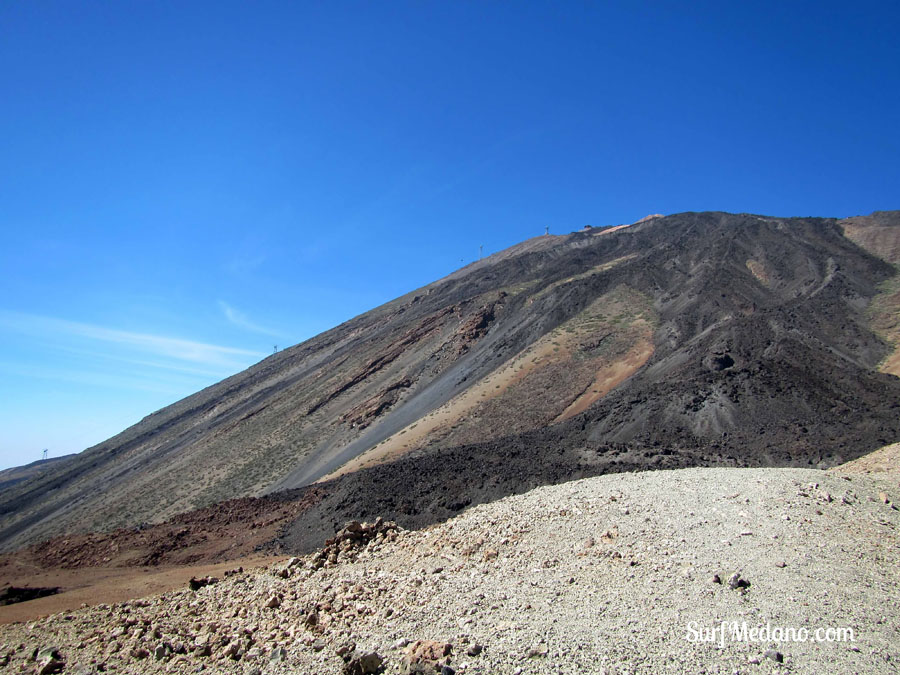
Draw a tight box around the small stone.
[336,642,357,659]
[466,644,483,657]
[38,659,66,675]
[525,644,548,658]
[764,649,783,663]
[747,656,761,664]
[441,666,456,675]
[188,576,217,591]
[403,640,452,671]
[775,561,786,568]
[343,650,383,675]
[266,594,281,609]
[36,646,62,662]
[727,573,750,590]
[269,646,286,662]
[711,574,722,584]
[154,643,167,660]
[879,492,890,504]
[131,647,150,660]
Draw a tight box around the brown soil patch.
[0,489,322,624]
[882,351,900,377]
[553,336,654,422]
[593,223,632,235]
[745,259,771,286]
[830,441,900,481]
[867,276,900,376]
[17,490,317,570]
[841,216,900,264]
[0,555,279,624]
[840,214,900,375]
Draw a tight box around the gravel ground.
[2,466,898,674]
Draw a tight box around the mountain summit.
[1,211,899,552]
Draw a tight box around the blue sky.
[1,1,898,470]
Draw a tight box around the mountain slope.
[0,455,73,492]
[1,211,899,552]
[841,211,900,376]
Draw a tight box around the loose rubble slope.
[2,466,897,674]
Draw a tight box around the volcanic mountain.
[1,210,899,554]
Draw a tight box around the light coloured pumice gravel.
[2,466,898,674]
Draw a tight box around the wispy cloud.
[0,359,195,396]
[217,301,285,338]
[0,310,267,372]
[49,343,237,379]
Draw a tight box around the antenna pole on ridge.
[545,226,549,236]
[42,448,48,461]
